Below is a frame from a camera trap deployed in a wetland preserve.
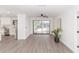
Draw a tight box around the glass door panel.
[33,20,50,34]
[42,21,50,33]
[34,21,42,34]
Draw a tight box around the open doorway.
[0,16,18,41]
[33,20,50,34]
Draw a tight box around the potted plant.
[52,28,62,43]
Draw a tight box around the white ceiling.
[0,5,75,17]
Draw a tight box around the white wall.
[17,14,31,40]
[57,8,77,52]
[53,17,61,29]
[25,16,31,38]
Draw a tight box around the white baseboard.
[60,39,74,53]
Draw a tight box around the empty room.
[0,5,78,53]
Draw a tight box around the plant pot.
[54,37,59,43]
[5,34,10,36]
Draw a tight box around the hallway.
[0,35,72,53]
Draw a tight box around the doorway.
[33,20,50,34]
[0,17,18,41]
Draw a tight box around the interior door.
[77,17,79,47]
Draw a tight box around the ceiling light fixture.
[40,13,48,18]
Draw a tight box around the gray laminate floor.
[0,35,72,53]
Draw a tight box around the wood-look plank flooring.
[0,35,72,53]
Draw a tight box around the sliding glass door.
[33,20,42,33]
[42,21,50,33]
[33,20,50,34]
